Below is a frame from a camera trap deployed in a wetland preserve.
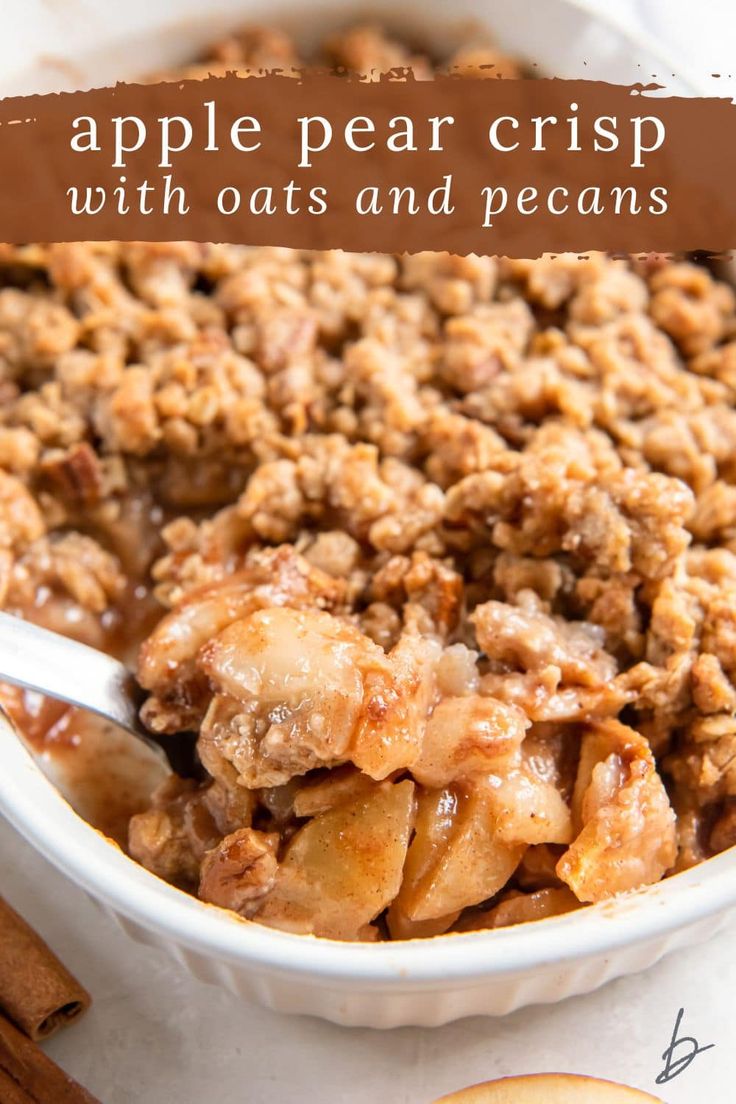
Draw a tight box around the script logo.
[655,1007,714,1085]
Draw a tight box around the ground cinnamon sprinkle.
[2,26,736,941]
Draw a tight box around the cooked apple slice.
[392,781,524,924]
[254,779,415,940]
[558,720,676,902]
[435,1073,662,1103]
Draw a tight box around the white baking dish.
[0,0,730,1030]
[2,709,735,1028]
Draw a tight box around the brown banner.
[0,72,734,254]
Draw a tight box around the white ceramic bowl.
[0,0,731,1030]
[2,711,736,1028]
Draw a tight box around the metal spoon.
[0,611,198,775]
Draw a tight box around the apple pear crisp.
[1,25,736,941]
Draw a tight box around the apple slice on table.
[435,1074,663,1103]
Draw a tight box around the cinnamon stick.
[0,1066,35,1104]
[0,899,90,1041]
[0,1012,99,1103]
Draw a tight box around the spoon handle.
[0,610,143,739]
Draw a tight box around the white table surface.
[1,815,732,1104]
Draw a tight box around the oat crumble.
[1,26,735,940]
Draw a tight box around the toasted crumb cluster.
[2,26,736,940]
